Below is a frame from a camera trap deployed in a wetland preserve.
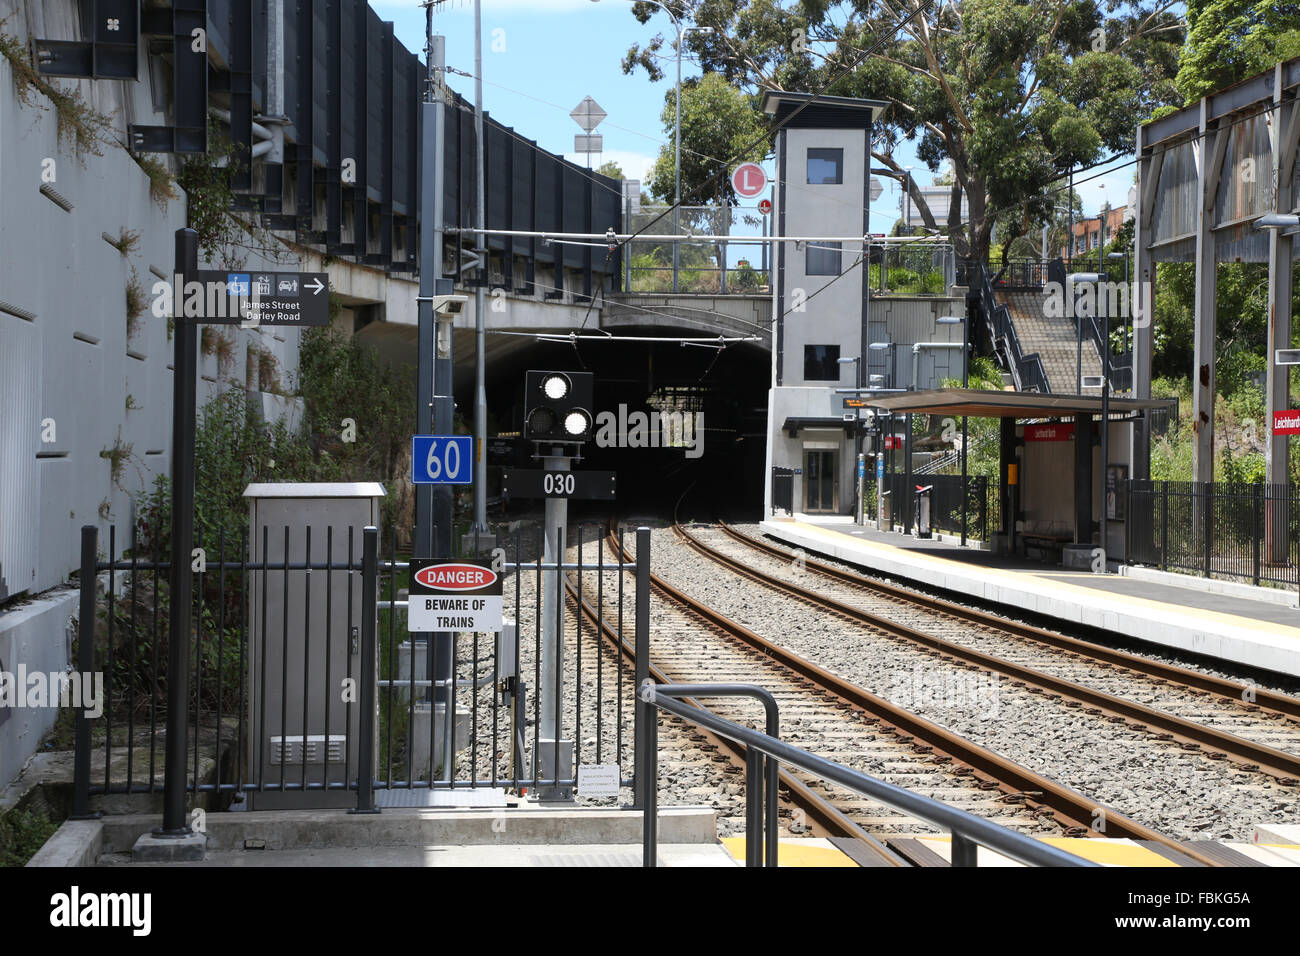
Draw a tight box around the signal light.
[524,370,594,443]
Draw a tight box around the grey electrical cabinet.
[243,483,385,810]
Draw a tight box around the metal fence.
[623,204,771,295]
[1126,481,1300,589]
[867,243,955,297]
[883,473,999,542]
[72,521,646,813]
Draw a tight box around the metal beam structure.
[105,0,621,283]
[1135,53,1300,489]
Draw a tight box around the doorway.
[803,449,838,513]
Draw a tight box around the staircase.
[998,291,1103,395]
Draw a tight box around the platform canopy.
[866,388,1176,419]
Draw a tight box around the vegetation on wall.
[176,121,246,265]
[0,25,114,161]
[131,152,179,210]
[124,268,147,339]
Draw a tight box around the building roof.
[761,91,889,129]
[866,388,1175,419]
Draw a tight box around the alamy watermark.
[0,665,103,719]
[593,404,704,459]
[884,664,1000,719]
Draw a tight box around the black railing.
[771,467,795,515]
[72,520,643,813]
[882,473,999,543]
[640,681,1093,868]
[974,263,1050,393]
[1126,481,1300,588]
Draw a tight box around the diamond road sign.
[186,271,330,326]
[570,96,607,132]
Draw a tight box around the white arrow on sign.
[305,277,325,295]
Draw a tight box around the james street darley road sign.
[183,271,330,326]
[407,559,503,633]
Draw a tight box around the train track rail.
[686,521,1300,785]
[583,525,1220,867]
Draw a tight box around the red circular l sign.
[731,163,767,198]
[757,198,772,215]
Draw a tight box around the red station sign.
[1274,410,1300,435]
[1024,423,1075,442]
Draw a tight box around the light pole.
[595,1,712,293]
[839,356,863,523]
[1072,272,1110,567]
[1107,251,1129,385]
[869,342,893,527]
[939,315,968,543]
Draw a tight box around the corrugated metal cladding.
[0,317,41,603]
[193,0,621,275]
[1149,140,1197,259]
[1215,112,1274,229]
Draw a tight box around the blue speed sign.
[412,435,474,484]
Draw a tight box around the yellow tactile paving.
[787,520,1300,641]
[720,837,858,867]
[916,835,1180,867]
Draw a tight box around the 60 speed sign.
[412,435,474,484]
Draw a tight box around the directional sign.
[188,271,329,326]
[407,559,503,633]
[502,468,616,501]
[731,163,767,198]
[412,435,474,484]
[1274,410,1300,435]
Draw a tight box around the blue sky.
[370,0,1131,227]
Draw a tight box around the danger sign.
[408,559,503,633]
[1274,410,1300,435]
[731,163,767,198]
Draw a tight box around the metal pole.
[632,526,651,809]
[672,26,682,294]
[159,227,199,837]
[641,679,658,867]
[961,294,970,546]
[539,454,569,743]
[416,21,455,774]
[72,525,98,820]
[352,527,380,813]
[471,0,489,537]
[538,451,570,799]
[1100,273,1110,568]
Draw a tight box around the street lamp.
[595,1,712,293]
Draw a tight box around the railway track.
[685,520,1300,784]
[573,524,1220,867]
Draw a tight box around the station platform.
[759,517,1300,678]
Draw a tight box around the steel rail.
[614,528,1222,867]
[717,520,1300,721]
[700,521,1300,785]
[561,573,908,867]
